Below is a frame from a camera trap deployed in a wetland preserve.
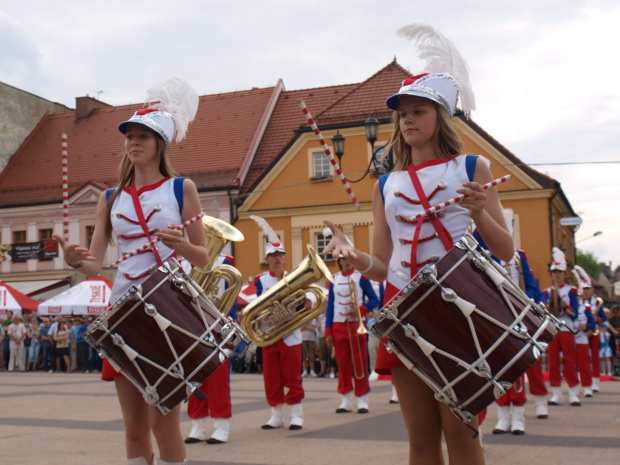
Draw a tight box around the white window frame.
[308,150,333,181]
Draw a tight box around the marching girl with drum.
[55,77,208,465]
[323,24,513,464]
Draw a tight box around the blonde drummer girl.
[323,24,513,465]
[54,77,208,465]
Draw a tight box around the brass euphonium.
[241,244,334,347]
[189,216,244,316]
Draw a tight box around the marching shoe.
[583,386,593,398]
[492,406,511,434]
[289,403,304,430]
[158,459,187,465]
[262,404,285,429]
[592,377,600,392]
[184,418,208,443]
[206,418,230,444]
[510,406,525,435]
[568,385,581,406]
[336,391,353,413]
[357,394,369,414]
[548,386,564,406]
[368,371,379,381]
[534,395,548,419]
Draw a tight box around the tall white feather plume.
[250,215,280,244]
[572,265,591,287]
[551,247,565,264]
[397,23,476,116]
[145,76,199,143]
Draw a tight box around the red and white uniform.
[255,271,304,407]
[326,269,378,397]
[110,178,183,300]
[186,254,237,421]
[585,296,603,379]
[102,177,184,381]
[376,155,476,373]
[541,284,579,387]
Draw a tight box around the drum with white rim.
[371,234,562,424]
[86,258,245,414]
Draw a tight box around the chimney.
[75,96,111,120]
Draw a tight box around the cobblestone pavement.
[1,371,620,464]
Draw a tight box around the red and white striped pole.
[409,175,511,221]
[61,134,69,241]
[299,99,360,209]
[113,212,205,267]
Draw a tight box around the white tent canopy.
[38,277,113,316]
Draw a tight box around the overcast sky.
[2,0,619,270]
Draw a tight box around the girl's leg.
[150,404,186,463]
[114,377,154,464]
[392,367,444,465]
[441,403,485,465]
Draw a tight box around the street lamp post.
[576,231,603,244]
[329,116,392,184]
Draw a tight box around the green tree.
[576,249,603,281]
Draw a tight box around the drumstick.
[61,134,69,241]
[410,175,511,221]
[299,99,360,210]
[112,212,205,267]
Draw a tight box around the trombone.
[347,275,368,380]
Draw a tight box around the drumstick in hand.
[409,175,511,221]
[113,213,205,267]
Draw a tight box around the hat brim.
[386,89,448,113]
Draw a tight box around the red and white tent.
[38,277,113,316]
[0,282,40,317]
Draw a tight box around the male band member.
[326,255,379,414]
[251,216,304,430]
[184,254,237,445]
[541,247,580,406]
[574,265,607,392]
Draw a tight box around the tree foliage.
[576,249,603,281]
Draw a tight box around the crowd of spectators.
[0,311,103,373]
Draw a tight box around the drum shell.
[374,246,557,417]
[88,266,243,412]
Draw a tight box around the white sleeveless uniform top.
[382,155,475,291]
[110,178,183,301]
[331,270,367,324]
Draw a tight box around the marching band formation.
[48,22,615,465]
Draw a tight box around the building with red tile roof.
[0,61,577,293]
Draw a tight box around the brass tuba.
[189,216,244,316]
[347,275,368,380]
[241,244,333,347]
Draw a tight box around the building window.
[315,233,333,262]
[39,228,53,241]
[86,226,95,249]
[312,152,331,179]
[13,231,26,244]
